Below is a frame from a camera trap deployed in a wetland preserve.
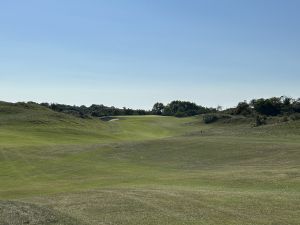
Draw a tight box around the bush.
[251,98,282,116]
[290,113,300,121]
[174,111,186,117]
[254,115,267,126]
[203,114,218,124]
[234,101,252,116]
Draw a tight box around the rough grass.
[0,101,299,224]
[0,201,81,225]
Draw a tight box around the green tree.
[251,98,282,116]
[234,101,252,116]
[152,103,165,115]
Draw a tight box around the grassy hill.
[0,101,299,225]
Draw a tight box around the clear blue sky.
[0,0,299,109]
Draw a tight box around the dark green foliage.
[152,102,165,115]
[41,103,150,118]
[10,96,300,119]
[203,114,218,124]
[292,98,300,113]
[251,98,282,116]
[229,96,300,118]
[41,101,214,118]
[162,101,214,117]
[234,101,253,116]
[250,96,300,116]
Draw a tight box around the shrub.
[203,114,218,124]
[254,115,267,126]
[290,113,300,121]
[281,116,289,122]
[234,101,252,116]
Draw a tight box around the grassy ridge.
[0,101,299,224]
[0,102,195,146]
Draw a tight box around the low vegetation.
[0,98,299,225]
[15,96,300,125]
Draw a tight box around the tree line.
[40,100,215,118]
[38,96,299,119]
[227,96,300,117]
[152,101,215,117]
[40,103,151,118]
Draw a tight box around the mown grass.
[0,101,299,224]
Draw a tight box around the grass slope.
[0,101,299,225]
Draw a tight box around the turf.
[0,101,299,224]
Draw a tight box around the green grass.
[0,101,299,225]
